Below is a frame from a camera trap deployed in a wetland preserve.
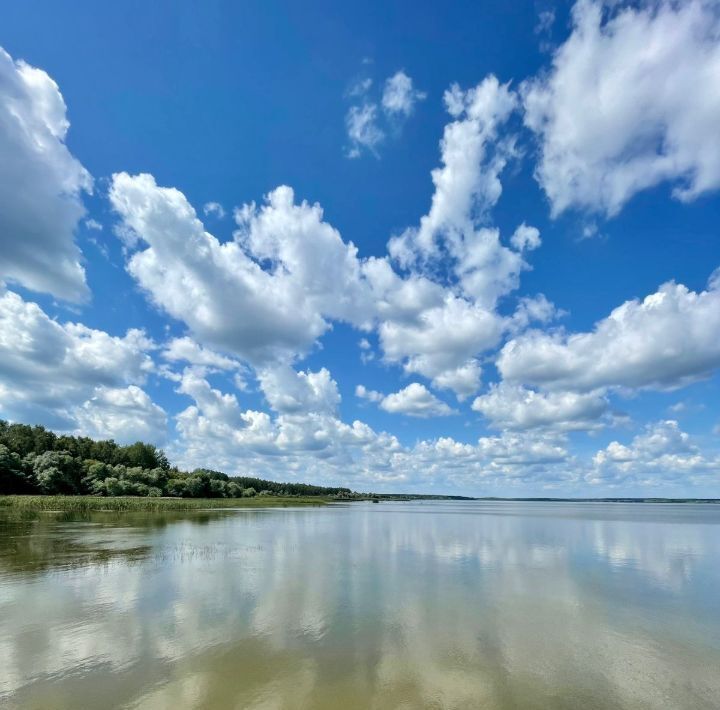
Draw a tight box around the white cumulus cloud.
[589,420,720,487]
[75,385,167,445]
[0,47,92,301]
[356,384,383,403]
[389,75,518,266]
[258,365,341,415]
[110,174,375,365]
[498,271,720,392]
[472,382,609,431]
[378,293,501,398]
[523,0,720,217]
[380,383,456,418]
[171,367,401,481]
[167,367,576,491]
[162,336,241,371]
[0,289,162,441]
[110,168,549,400]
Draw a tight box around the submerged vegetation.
[0,420,353,500]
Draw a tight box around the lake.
[1,500,719,709]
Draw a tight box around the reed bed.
[0,495,330,513]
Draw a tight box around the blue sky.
[1,0,719,496]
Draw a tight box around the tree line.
[0,421,353,498]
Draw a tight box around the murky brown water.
[1,501,719,709]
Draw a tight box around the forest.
[0,420,354,499]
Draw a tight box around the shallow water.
[1,500,719,709]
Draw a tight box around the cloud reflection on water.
[1,502,719,709]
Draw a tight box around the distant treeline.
[0,421,353,499]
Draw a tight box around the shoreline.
[1,495,718,514]
[0,495,331,512]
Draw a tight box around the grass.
[0,495,331,513]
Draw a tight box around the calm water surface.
[1,501,719,709]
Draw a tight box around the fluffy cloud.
[589,420,720,487]
[234,187,375,326]
[472,382,608,431]
[376,77,551,397]
[367,76,552,399]
[510,223,541,252]
[473,431,568,468]
[509,294,559,333]
[108,72,554,416]
[258,366,341,415]
[402,431,571,487]
[74,386,168,445]
[162,336,240,371]
[168,365,577,490]
[388,75,518,265]
[430,361,484,401]
[358,338,375,364]
[451,226,536,308]
[366,251,550,400]
[523,0,720,216]
[110,65,557,402]
[171,368,402,480]
[378,293,501,397]
[382,70,426,116]
[357,381,458,418]
[110,168,546,399]
[0,47,92,301]
[355,384,383,403]
[0,289,162,440]
[379,383,456,418]
[110,174,375,364]
[498,273,720,392]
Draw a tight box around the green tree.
[81,461,114,494]
[32,451,81,494]
[185,476,207,498]
[117,442,170,470]
[102,477,123,496]
[209,479,228,497]
[0,444,29,493]
[166,478,188,497]
[0,422,57,457]
[226,482,242,498]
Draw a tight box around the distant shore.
[470,497,720,504]
[355,495,720,503]
[2,495,717,514]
